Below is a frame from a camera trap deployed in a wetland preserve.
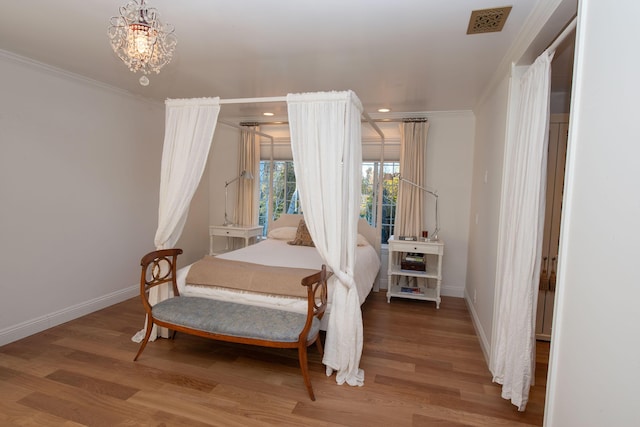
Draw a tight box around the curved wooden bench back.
[139,248,183,317]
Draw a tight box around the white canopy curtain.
[235,126,260,228]
[132,97,220,343]
[490,51,553,411]
[394,120,430,238]
[287,90,365,386]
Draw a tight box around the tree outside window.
[259,160,398,243]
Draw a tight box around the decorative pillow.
[357,233,370,247]
[288,219,315,247]
[267,226,298,241]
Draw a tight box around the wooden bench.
[134,248,328,401]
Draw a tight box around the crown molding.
[0,49,162,107]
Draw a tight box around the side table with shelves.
[387,236,444,308]
[209,225,263,255]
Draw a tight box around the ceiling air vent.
[467,6,512,34]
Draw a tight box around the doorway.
[536,114,569,340]
[535,30,575,341]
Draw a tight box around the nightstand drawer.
[214,228,246,238]
[209,225,263,255]
[388,239,443,255]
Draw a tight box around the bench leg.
[298,344,315,401]
[133,319,154,361]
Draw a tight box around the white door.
[536,116,568,341]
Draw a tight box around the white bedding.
[176,238,380,319]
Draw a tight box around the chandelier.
[108,0,176,86]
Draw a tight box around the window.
[259,160,399,243]
[361,161,399,244]
[258,161,301,228]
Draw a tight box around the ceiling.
[0,0,573,120]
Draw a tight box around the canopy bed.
[137,91,386,389]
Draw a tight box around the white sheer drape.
[155,97,220,249]
[132,97,220,343]
[490,52,553,411]
[287,90,365,386]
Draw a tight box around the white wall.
[178,166,210,263]
[424,112,475,297]
[545,1,640,425]
[0,51,208,345]
[207,123,243,254]
[465,77,510,355]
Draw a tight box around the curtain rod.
[374,118,428,123]
[219,120,274,142]
[218,94,385,141]
[362,110,385,140]
[219,96,287,105]
[546,16,577,54]
[240,117,427,126]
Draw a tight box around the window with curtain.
[258,160,399,243]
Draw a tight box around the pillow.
[267,226,298,241]
[288,219,315,247]
[282,221,368,247]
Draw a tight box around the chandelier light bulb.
[133,28,150,54]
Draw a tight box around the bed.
[175,214,381,330]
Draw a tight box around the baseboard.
[441,284,465,298]
[464,288,491,365]
[0,285,138,347]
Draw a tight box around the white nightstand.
[209,225,263,255]
[387,235,444,308]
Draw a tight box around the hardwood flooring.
[0,292,548,426]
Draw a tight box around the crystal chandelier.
[108,0,176,86]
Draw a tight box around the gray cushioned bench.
[133,248,328,401]
[152,297,321,342]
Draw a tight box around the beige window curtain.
[235,126,260,226]
[394,121,430,238]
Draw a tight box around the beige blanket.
[185,256,320,298]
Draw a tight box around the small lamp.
[224,170,253,226]
[399,175,440,241]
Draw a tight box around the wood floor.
[0,292,548,426]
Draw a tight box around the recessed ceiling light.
[378,108,391,113]
[263,112,274,116]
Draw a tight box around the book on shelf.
[400,253,426,271]
[400,286,424,295]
